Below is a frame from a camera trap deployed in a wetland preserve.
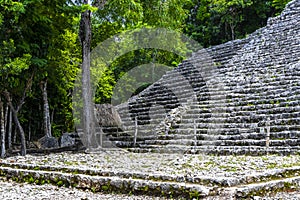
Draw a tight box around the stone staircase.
[106,0,300,155]
[3,153,300,199]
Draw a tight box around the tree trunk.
[51,109,54,126]
[4,73,33,156]
[4,91,28,156]
[230,23,235,40]
[0,99,5,158]
[28,120,31,142]
[40,80,51,137]
[7,105,12,150]
[79,1,97,149]
[13,126,17,143]
[11,109,26,156]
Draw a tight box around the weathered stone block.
[36,136,59,149]
[60,133,76,147]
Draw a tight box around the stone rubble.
[155,104,190,135]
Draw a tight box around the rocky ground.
[1,150,300,199]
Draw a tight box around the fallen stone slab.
[36,136,59,149]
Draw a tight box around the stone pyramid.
[108,0,300,155]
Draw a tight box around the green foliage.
[91,0,190,103]
[101,185,109,191]
[81,4,98,12]
[46,28,81,133]
[210,0,253,39]
[95,68,116,104]
[0,0,25,23]
[0,40,31,76]
[56,180,64,187]
[106,48,183,104]
[272,0,291,14]
[184,0,291,47]
[0,0,81,141]
[3,54,31,74]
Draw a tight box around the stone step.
[0,166,213,198]
[119,123,300,137]
[120,91,299,119]
[176,124,253,131]
[182,101,300,113]
[122,107,300,121]
[176,119,300,129]
[173,128,250,135]
[108,134,202,142]
[235,176,300,199]
[109,131,295,142]
[182,106,300,117]
[194,131,300,141]
[6,151,300,199]
[184,110,299,120]
[0,161,249,187]
[120,118,299,136]
[130,82,295,105]
[128,145,300,156]
[195,139,300,147]
[110,138,300,148]
[123,129,298,142]
[175,127,300,136]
